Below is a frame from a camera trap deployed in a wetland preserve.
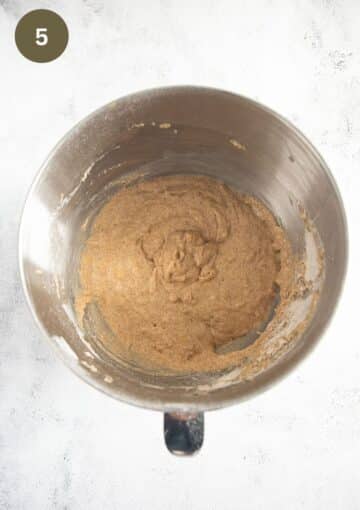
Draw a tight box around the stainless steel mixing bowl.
[19,86,348,454]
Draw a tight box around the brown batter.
[76,175,294,372]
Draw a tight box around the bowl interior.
[19,87,347,411]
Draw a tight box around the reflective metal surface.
[164,412,204,456]
[19,86,348,422]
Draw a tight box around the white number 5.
[36,27,48,46]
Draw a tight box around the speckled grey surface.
[0,1,359,509]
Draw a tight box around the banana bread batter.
[76,175,294,372]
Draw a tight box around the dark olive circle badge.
[15,9,68,63]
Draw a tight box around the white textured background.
[1,1,359,509]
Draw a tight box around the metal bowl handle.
[164,412,204,455]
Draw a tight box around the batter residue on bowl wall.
[75,175,298,373]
